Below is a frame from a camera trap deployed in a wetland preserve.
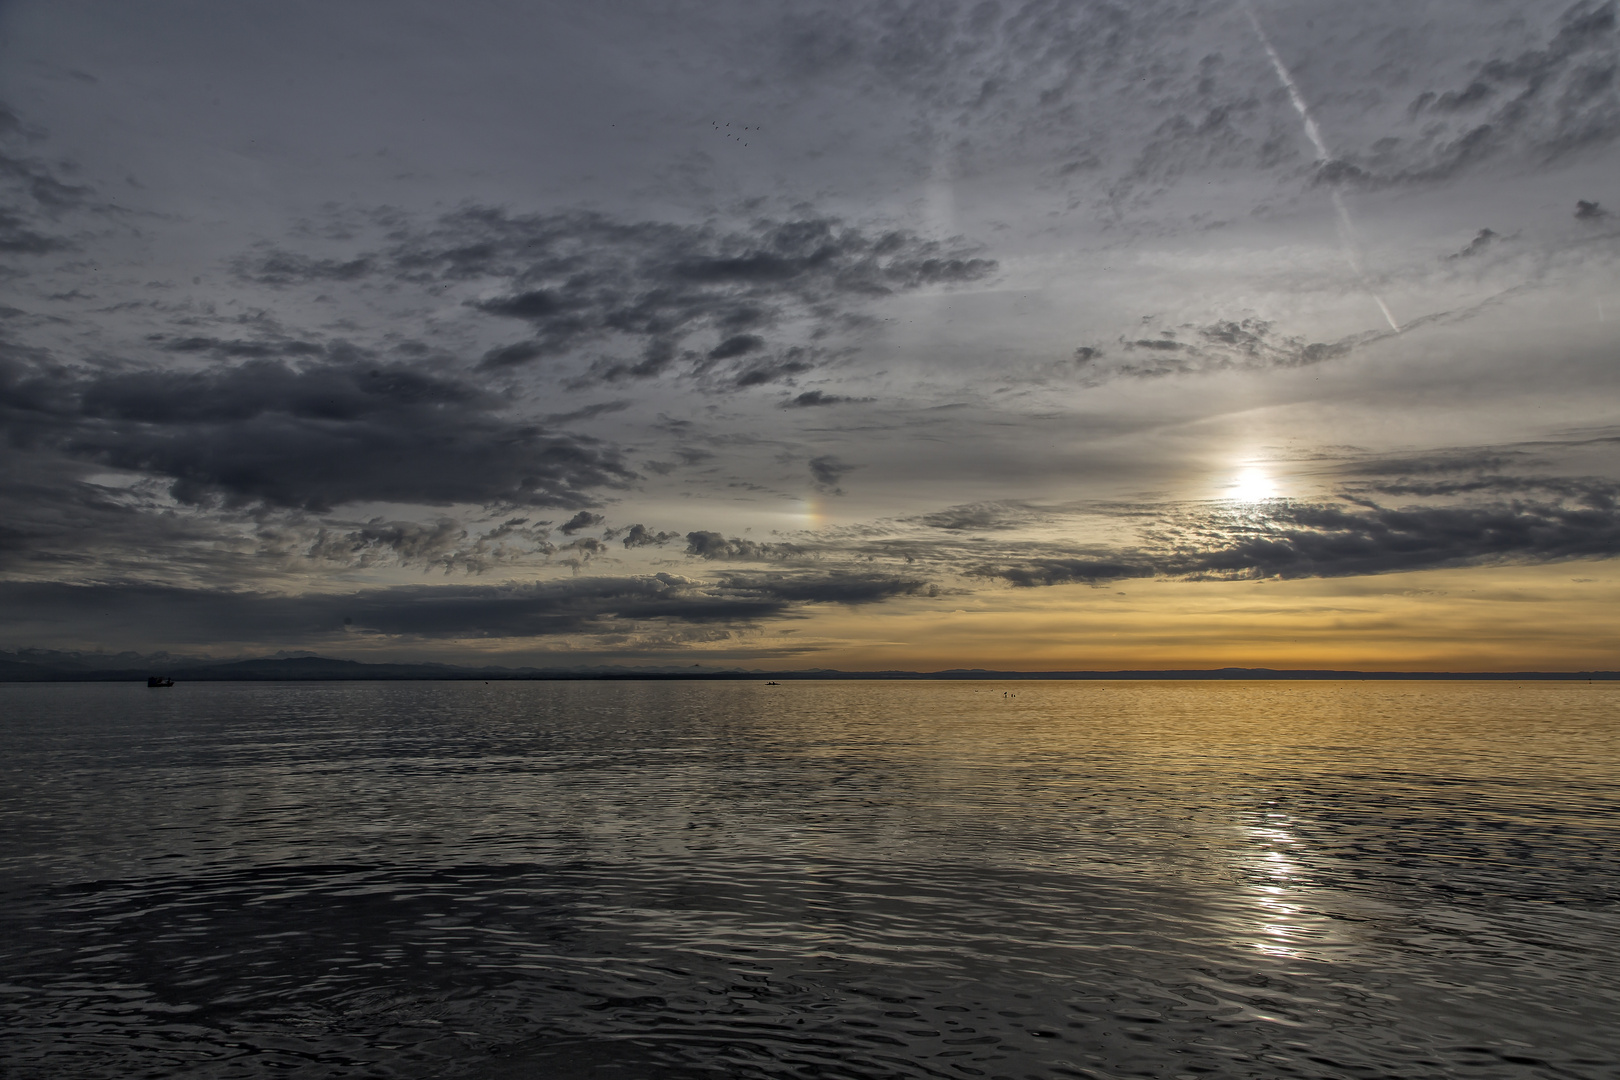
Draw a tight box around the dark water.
[1,681,1617,1079]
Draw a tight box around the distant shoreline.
[3,655,1617,684]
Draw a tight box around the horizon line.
[3,652,1618,683]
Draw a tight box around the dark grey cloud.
[0,103,93,255]
[1337,2,1620,186]
[769,0,1326,211]
[1447,228,1499,259]
[302,515,560,574]
[305,517,467,568]
[973,496,1620,586]
[0,448,231,577]
[712,570,934,605]
[556,536,607,557]
[917,503,1033,532]
[684,531,806,561]
[1106,318,1355,380]
[808,454,855,493]
[0,568,935,646]
[1356,475,1620,505]
[708,333,766,360]
[158,334,327,360]
[482,340,547,367]
[0,353,633,512]
[558,511,606,535]
[1335,448,1530,478]
[767,0,1620,207]
[234,207,996,388]
[1576,198,1611,220]
[620,523,678,548]
[1092,284,1541,383]
[978,556,1158,588]
[733,347,816,388]
[777,388,868,404]
[542,400,631,425]
[233,249,374,285]
[1181,498,1620,579]
[0,432,567,580]
[781,390,870,408]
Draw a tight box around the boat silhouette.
[146,676,174,688]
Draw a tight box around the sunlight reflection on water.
[0,680,1616,1079]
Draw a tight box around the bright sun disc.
[1231,467,1277,502]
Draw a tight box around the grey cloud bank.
[1,353,632,511]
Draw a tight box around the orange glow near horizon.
[757,561,1620,672]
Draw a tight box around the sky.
[2,0,1619,670]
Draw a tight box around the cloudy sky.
[2,0,1618,669]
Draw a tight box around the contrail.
[1242,1,1400,332]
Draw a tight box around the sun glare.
[1231,467,1277,503]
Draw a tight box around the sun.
[1230,467,1278,503]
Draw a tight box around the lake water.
[1,680,1617,1079]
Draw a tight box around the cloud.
[708,333,766,359]
[302,515,560,575]
[917,503,1033,532]
[556,536,607,557]
[733,347,817,388]
[558,511,606,535]
[713,570,934,604]
[306,516,467,568]
[0,353,633,512]
[231,250,373,285]
[1104,318,1356,380]
[1356,475,1620,505]
[808,454,856,493]
[158,335,327,359]
[0,103,93,254]
[972,496,1620,586]
[1446,228,1499,259]
[772,1,1315,202]
[780,390,868,408]
[482,340,548,367]
[620,523,678,548]
[1332,448,1530,479]
[0,447,246,579]
[542,400,631,425]
[234,207,996,388]
[1342,2,1620,186]
[683,531,806,561]
[764,1,1620,207]
[978,557,1157,588]
[1576,199,1611,220]
[1184,499,1620,579]
[0,569,936,647]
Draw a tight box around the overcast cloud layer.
[2,0,1618,667]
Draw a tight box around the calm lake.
[1,680,1616,1079]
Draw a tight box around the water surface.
[1,680,1616,1078]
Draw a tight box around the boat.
[147,676,174,687]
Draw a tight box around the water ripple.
[1,680,1616,1078]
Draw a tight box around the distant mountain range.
[1,649,1616,682]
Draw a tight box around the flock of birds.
[713,121,759,147]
